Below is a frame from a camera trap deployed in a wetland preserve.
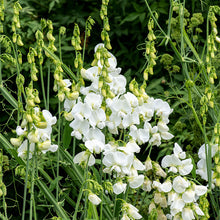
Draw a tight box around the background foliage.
[1,0,220,218]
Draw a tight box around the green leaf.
[188,154,197,179]
[63,122,72,149]
[120,12,140,25]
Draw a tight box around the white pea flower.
[182,188,196,203]
[70,118,90,139]
[181,207,195,220]
[16,126,26,136]
[128,174,144,189]
[178,158,193,176]
[160,180,172,193]
[85,139,105,154]
[17,140,35,159]
[88,193,101,205]
[73,151,95,166]
[172,176,190,193]
[113,181,127,195]
[173,143,186,159]
[84,92,102,110]
[42,109,57,126]
[121,214,130,220]
[81,66,98,81]
[123,203,142,219]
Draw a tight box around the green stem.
[82,29,87,64]
[29,149,36,220]
[21,137,31,220]
[72,137,76,157]
[47,64,50,110]
[59,32,62,61]
[56,99,61,201]
[40,63,47,109]
[72,163,89,220]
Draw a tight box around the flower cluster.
[62,43,174,218]
[11,108,58,159]
[196,143,218,185]
[148,143,207,220]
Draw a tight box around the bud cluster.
[71,23,83,69]
[12,1,23,46]
[100,0,111,49]
[35,29,44,65]
[0,0,4,33]
[27,47,38,81]
[85,16,95,38]
[46,20,57,52]
[0,150,7,198]
[53,62,80,102]
[143,18,157,81]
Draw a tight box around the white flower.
[149,133,161,146]
[73,151,95,166]
[89,108,106,128]
[113,181,127,195]
[196,159,208,181]
[132,158,145,171]
[161,155,181,171]
[129,125,149,145]
[71,100,91,121]
[182,207,195,220]
[117,141,140,155]
[194,204,205,216]
[194,185,207,197]
[81,66,99,81]
[42,109,57,126]
[182,188,195,203]
[178,158,193,176]
[84,92,102,110]
[160,180,172,193]
[124,92,139,108]
[123,203,142,219]
[170,197,185,216]
[88,193,101,205]
[145,156,152,171]
[16,126,26,136]
[121,214,130,220]
[172,176,190,193]
[103,151,133,175]
[128,174,144,189]
[173,143,186,159]
[70,118,90,139]
[85,140,104,154]
[64,98,75,113]
[198,143,218,159]
[143,178,152,192]
[17,140,35,159]
[108,74,126,95]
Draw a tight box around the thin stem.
[47,64,50,110]
[22,136,31,220]
[56,98,61,201]
[82,28,87,64]
[40,63,47,109]
[72,137,76,157]
[29,149,36,220]
[59,33,62,61]
[72,162,89,220]
[99,153,103,220]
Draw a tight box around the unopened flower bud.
[64,112,74,121]
[38,140,51,150]
[10,137,22,147]
[88,193,101,205]
[67,91,79,100]
[35,121,47,129]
